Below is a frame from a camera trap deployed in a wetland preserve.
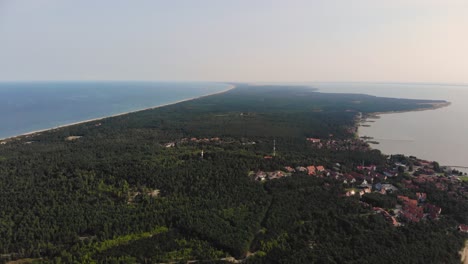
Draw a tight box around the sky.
[0,0,467,83]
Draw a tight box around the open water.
[0,81,230,139]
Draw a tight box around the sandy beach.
[0,84,236,142]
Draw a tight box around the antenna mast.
[273,139,276,157]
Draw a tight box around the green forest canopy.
[0,84,464,263]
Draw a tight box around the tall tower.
[273,139,276,157]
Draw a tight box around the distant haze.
[1,0,467,83]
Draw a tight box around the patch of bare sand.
[461,240,468,264]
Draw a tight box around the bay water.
[312,82,468,170]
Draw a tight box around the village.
[250,137,468,231]
[161,134,467,232]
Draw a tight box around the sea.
[312,82,468,172]
[0,81,230,139]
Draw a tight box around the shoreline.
[357,100,468,172]
[0,84,236,142]
[363,101,451,119]
[357,101,451,134]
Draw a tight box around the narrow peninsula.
[0,84,466,264]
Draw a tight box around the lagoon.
[313,82,468,171]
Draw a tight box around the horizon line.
[0,80,467,87]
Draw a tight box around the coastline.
[357,101,451,135]
[357,100,468,172]
[363,101,451,119]
[0,84,236,142]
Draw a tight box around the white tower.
[273,139,276,157]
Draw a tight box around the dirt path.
[461,240,468,264]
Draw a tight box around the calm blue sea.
[0,81,230,139]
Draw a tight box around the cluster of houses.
[253,164,329,181]
[164,137,223,148]
[127,189,160,204]
[254,170,290,181]
[394,158,468,199]
[343,162,445,225]
[180,137,221,143]
[402,176,457,191]
[344,179,399,197]
[396,194,441,223]
[252,154,462,228]
[253,161,401,190]
[253,139,468,229]
[365,192,442,226]
[306,137,369,151]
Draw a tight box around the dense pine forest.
[0,85,466,263]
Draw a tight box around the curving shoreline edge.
[0,84,236,142]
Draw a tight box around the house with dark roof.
[357,165,377,171]
[458,224,468,233]
[381,184,399,193]
[425,204,441,220]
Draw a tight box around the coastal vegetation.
[0,85,465,263]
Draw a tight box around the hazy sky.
[1,0,467,83]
